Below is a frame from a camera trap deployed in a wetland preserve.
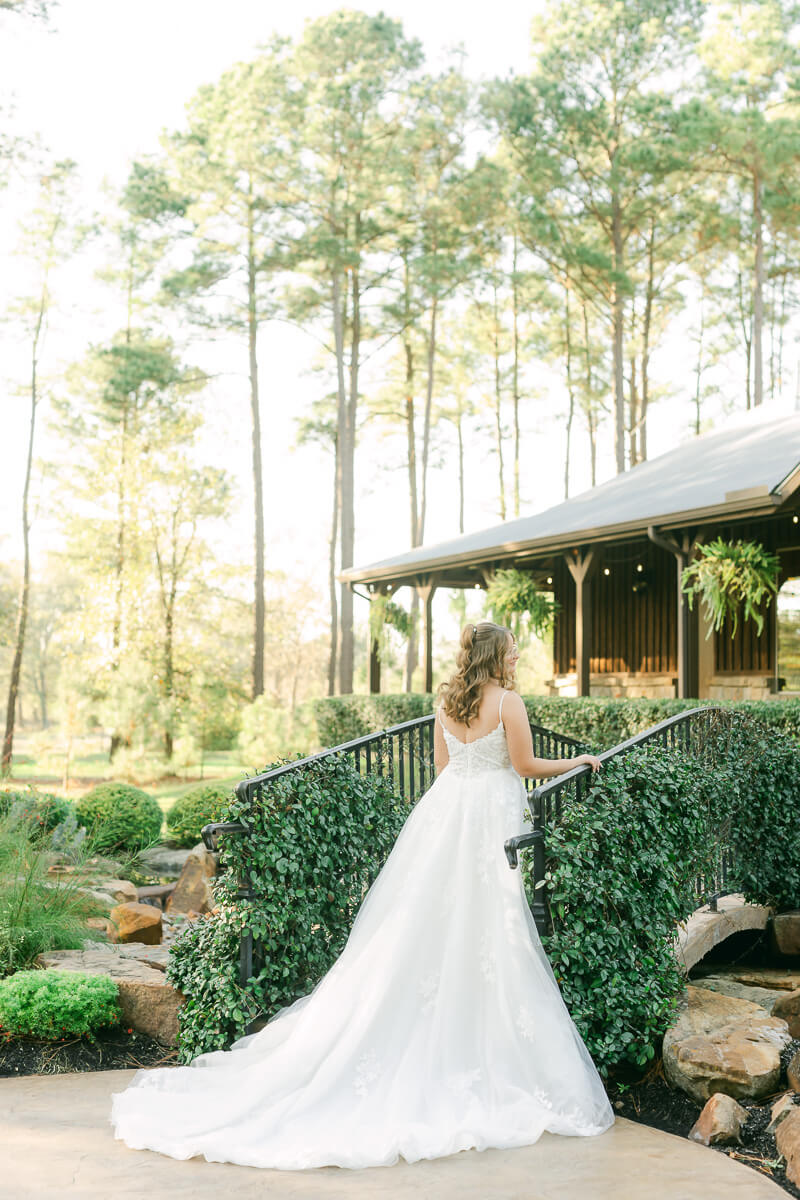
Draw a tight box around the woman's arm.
[434,710,449,774]
[503,691,602,778]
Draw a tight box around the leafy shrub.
[75,782,162,853]
[0,788,72,833]
[312,693,435,747]
[533,745,721,1076]
[168,753,406,1062]
[0,969,121,1040]
[166,783,232,849]
[0,811,107,976]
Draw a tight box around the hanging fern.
[485,568,559,639]
[368,594,412,656]
[680,537,780,639]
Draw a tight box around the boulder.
[137,846,195,879]
[789,1048,800,1093]
[769,911,800,959]
[102,879,139,904]
[109,901,163,945]
[136,882,176,909]
[689,973,789,1016]
[36,947,183,1043]
[688,1093,749,1145]
[663,984,792,1104]
[773,990,800,1039]
[776,1108,800,1186]
[768,1092,798,1133]
[166,844,217,916]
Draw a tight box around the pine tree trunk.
[247,197,265,699]
[564,287,575,500]
[2,354,39,774]
[332,267,349,695]
[327,433,339,697]
[338,230,360,696]
[512,233,521,517]
[752,170,764,407]
[493,284,506,520]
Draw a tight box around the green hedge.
[0,969,121,1041]
[166,783,232,849]
[313,693,800,753]
[533,713,800,1075]
[76,783,163,853]
[312,693,435,747]
[167,754,407,1062]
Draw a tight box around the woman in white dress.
[111,621,615,1169]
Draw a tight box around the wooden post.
[368,589,386,694]
[418,579,437,694]
[647,526,699,699]
[565,548,595,697]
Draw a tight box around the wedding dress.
[111,694,615,1169]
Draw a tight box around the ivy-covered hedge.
[167,753,407,1062]
[312,693,435,748]
[535,714,800,1074]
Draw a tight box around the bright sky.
[1,0,798,647]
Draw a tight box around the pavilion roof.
[342,410,800,587]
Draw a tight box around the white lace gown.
[111,705,615,1169]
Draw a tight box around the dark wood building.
[342,412,800,700]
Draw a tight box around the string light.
[603,567,610,576]
[636,563,644,572]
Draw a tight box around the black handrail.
[504,706,744,937]
[202,712,586,986]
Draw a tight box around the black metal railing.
[504,706,745,937]
[203,714,586,985]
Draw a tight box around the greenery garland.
[680,537,780,638]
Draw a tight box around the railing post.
[530,791,548,937]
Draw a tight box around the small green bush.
[168,753,406,1062]
[76,783,162,853]
[0,969,121,1041]
[166,783,232,849]
[0,811,106,975]
[0,788,72,833]
[312,693,435,747]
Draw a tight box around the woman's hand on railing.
[577,753,602,774]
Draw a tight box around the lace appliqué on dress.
[353,1050,381,1098]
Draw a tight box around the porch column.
[418,578,437,694]
[565,548,595,697]
[368,587,387,695]
[647,526,699,699]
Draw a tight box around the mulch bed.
[0,1026,176,1078]
[606,1047,800,1199]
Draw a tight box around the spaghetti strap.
[436,704,445,729]
[498,690,508,725]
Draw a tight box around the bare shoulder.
[501,690,527,722]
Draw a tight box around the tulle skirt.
[111,762,615,1169]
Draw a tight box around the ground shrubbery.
[168,753,407,1062]
[0,969,121,1040]
[312,693,436,747]
[0,810,107,976]
[75,782,163,853]
[166,783,233,848]
[0,788,72,833]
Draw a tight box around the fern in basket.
[681,537,780,638]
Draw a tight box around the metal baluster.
[398,732,406,800]
[409,728,417,804]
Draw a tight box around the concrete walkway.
[1,1069,786,1200]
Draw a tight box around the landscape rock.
[136,882,176,910]
[776,1108,800,1186]
[662,984,792,1104]
[767,1092,798,1133]
[770,911,800,958]
[689,973,789,1016]
[101,879,139,904]
[136,846,194,879]
[86,917,113,938]
[688,1092,749,1145]
[789,1048,800,1093]
[109,901,163,945]
[36,947,183,1043]
[673,895,772,975]
[79,887,118,910]
[166,844,217,916]
[773,990,800,1039]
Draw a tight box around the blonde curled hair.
[438,621,516,726]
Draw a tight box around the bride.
[111,621,615,1169]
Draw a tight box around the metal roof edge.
[340,494,782,585]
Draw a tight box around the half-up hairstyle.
[438,621,516,726]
